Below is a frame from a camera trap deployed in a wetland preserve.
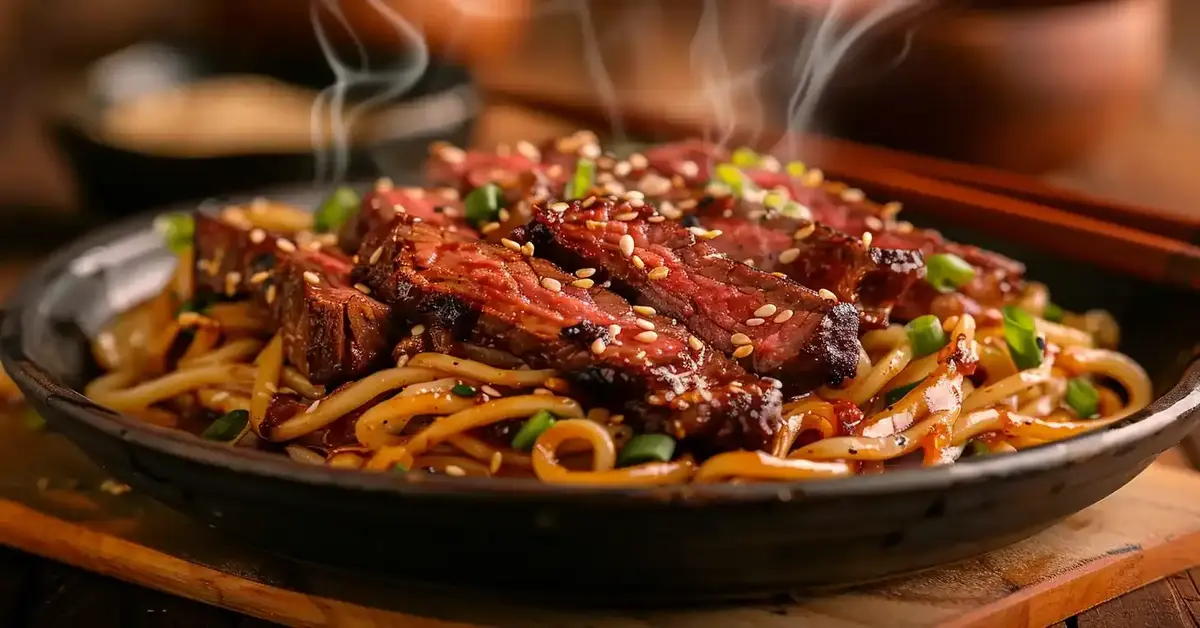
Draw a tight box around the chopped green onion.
[154,212,194,254]
[1003,306,1044,370]
[731,147,760,168]
[1043,302,1065,323]
[314,186,361,233]
[968,441,991,456]
[884,381,921,406]
[1065,377,1100,418]
[714,163,746,196]
[464,183,505,227]
[202,410,249,441]
[393,463,409,475]
[925,253,976,293]
[451,384,477,397]
[176,298,211,316]
[511,410,556,452]
[617,433,677,467]
[566,158,596,200]
[778,201,809,220]
[906,315,947,358]
[22,409,46,432]
[763,191,787,208]
[786,161,807,177]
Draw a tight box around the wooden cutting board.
[1,413,1200,628]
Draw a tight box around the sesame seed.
[647,395,664,406]
[793,224,816,240]
[635,350,647,359]
[439,145,466,164]
[746,318,766,326]
[842,188,866,202]
[614,161,632,177]
[498,208,511,223]
[688,336,704,351]
[882,201,903,219]
[743,258,756,267]
[445,465,466,477]
[266,284,277,304]
[354,283,372,295]
[677,198,697,210]
[276,238,296,253]
[633,305,656,316]
[250,271,270,285]
[774,309,795,323]
[249,229,266,244]
[610,414,625,424]
[489,451,503,474]
[521,242,535,257]
[591,338,607,354]
[396,354,410,367]
[627,199,646,208]
[550,201,569,212]
[632,255,645,269]
[411,324,425,336]
[305,399,322,414]
[582,196,598,208]
[647,215,666,223]
[772,272,788,278]
[516,140,541,161]
[779,248,801,264]
[586,220,608,230]
[659,205,682,220]
[534,387,554,396]
[647,266,670,280]
[897,221,914,233]
[865,216,884,231]
[501,238,521,251]
[818,289,838,302]
[581,143,602,159]
[571,278,594,289]
[760,156,781,172]
[619,234,635,257]
[635,319,655,331]
[541,277,562,292]
[609,324,622,337]
[679,160,700,178]
[688,226,707,237]
[481,385,502,397]
[481,222,501,234]
[222,272,241,296]
[754,304,778,318]
[862,232,874,248]
[731,333,752,346]
[303,271,320,285]
[634,331,658,343]
[629,153,648,169]
[733,345,755,359]
[614,211,639,221]
[576,267,596,278]
[369,247,383,264]
[699,229,722,240]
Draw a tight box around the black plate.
[3,184,1200,602]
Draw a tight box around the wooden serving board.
[2,415,1200,628]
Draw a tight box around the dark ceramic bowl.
[3,184,1200,602]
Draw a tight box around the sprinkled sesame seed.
[635,318,655,330]
[614,161,632,177]
[354,283,372,295]
[586,220,608,230]
[632,255,645,269]
[481,222,501,234]
[679,160,700,178]
[647,395,664,406]
[249,229,266,244]
[733,345,755,359]
[489,451,503,474]
[369,247,383,264]
[582,196,598,208]
[550,201,569,212]
[516,140,541,161]
[699,229,722,240]
[633,305,656,316]
[411,324,426,336]
[541,277,562,292]
[250,271,270,285]
[754,304,778,318]
[501,238,521,251]
[276,238,296,253]
[659,205,682,220]
[591,338,607,354]
[865,216,884,231]
[742,258,756,267]
[688,226,707,237]
[574,268,597,279]
[614,211,639,221]
[677,198,697,210]
[897,220,914,233]
[647,266,670,280]
[445,465,466,477]
[303,271,320,285]
[688,336,704,351]
[774,309,795,323]
[521,242,535,256]
[396,354,410,367]
[647,215,666,223]
[571,278,594,289]
[842,188,866,202]
[882,201,903,219]
[746,318,766,326]
[862,232,874,248]
[627,199,645,209]
[609,324,622,337]
[619,234,635,257]
[634,331,658,343]
[779,248,801,264]
[266,284,277,304]
[731,333,752,346]
[629,153,648,169]
[498,208,511,223]
[794,224,816,240]
[481,385,502,397]
[610,414,625,424]
[439,145,466,164]
[818,289,838,302]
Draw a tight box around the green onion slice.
[202,410,249,441]
[511,410,556,452]
[1002,306,1044,370]
[1043,302,1065,323]
[464,183,505,227]
[1065,377,1100,418]
[968,441,990,457]
[924,253,976,293]
[451,384,477,397]
[617,433,677,467]
[314,186,361,234]
[785,161,807,177]
[906,315,947,358]
[731,147,760,168]
[393,463,409,475]
[883,381,921,406]
[566,159,596,200]
[154,212,195,254]
[714,163,746,196]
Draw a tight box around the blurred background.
[0,0,1196,238]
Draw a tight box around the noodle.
[268,367,442,441]
[406,353,557,388]
[249,334,284,433]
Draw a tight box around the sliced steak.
[193,210,393,384]
[337,183,471,255]
[354,216,784,451]
[516,197,862,391]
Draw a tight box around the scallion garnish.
[884,381,921,406]
[314,186,361,234]
[786,161,807,177]
[1043,302,1065,323]
[1002,305,1044,370]
[176,298,211,317]
[968,441,990,456]
[906,315,947,358]
[1065,377,1100,418]
[511,410,556,451]
[464,183,505,227]
[154,212,194,254]
[924,253,976,293]
[201,410,249,441]
[617,433,677,467]
[566,158,596,200]
[393,463,409,475]
[731,147,760,168]
[714,163,746,196]
[451,384,477,397]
